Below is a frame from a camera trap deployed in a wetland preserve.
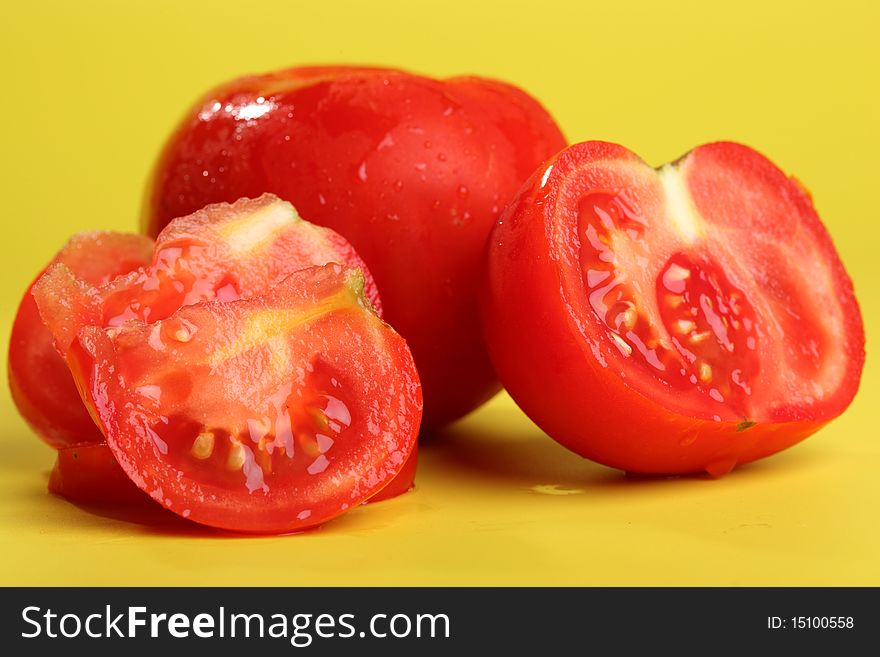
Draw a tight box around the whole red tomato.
[144,66,566,428]
[482,141,864,475]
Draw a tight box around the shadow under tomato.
[420,411,821,495]
[54,495,234,538]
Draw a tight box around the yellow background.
[1,0,877,585]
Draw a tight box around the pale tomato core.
[578,192,763,419]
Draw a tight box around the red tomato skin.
[8,285,102,448]
[144,66,566,428]
[481,141,863,476]
[49,444,149,505]
[367,443,417,503]
[51,441,416,508]
[8,233,153,448]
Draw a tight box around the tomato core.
[578,191,764,420]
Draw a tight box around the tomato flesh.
[8,233,153,448]
[143,66,566,428]
[482,141,865,474]
[66,265,421,532]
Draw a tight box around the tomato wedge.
[65,264,420,532]
[35,194,381,360]
[9,233,153,448]
[482,141,865,475]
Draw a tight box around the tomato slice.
[8,232,153,448]
[66,265,421,532]
[34,194,381,360]
[49,444,148,505]
[482,141,865,475]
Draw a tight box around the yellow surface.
[1,0,878,586]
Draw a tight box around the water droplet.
[457,185,469,197]
[357,161,368,182]
[437,152,447,162]
[704,456,737,477]
[393,180,404,192]
[424,140,432,149]
[531,484,584,496]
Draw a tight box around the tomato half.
[66,265,421,532]
[8,232,153,448]
[482,141,865,475]
[143,66,566,428]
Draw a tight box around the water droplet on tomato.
[704,456,737,477]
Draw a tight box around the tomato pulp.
[143,66,566,428]
[482,141,864,475]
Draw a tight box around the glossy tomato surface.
[68,265,421,533]
[9,233,153,448]
[482,141,865,475]
[144,66,566,428]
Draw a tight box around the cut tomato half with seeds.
[67,264,421,532]
[482,141,864,475]
[9,232,153,448]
